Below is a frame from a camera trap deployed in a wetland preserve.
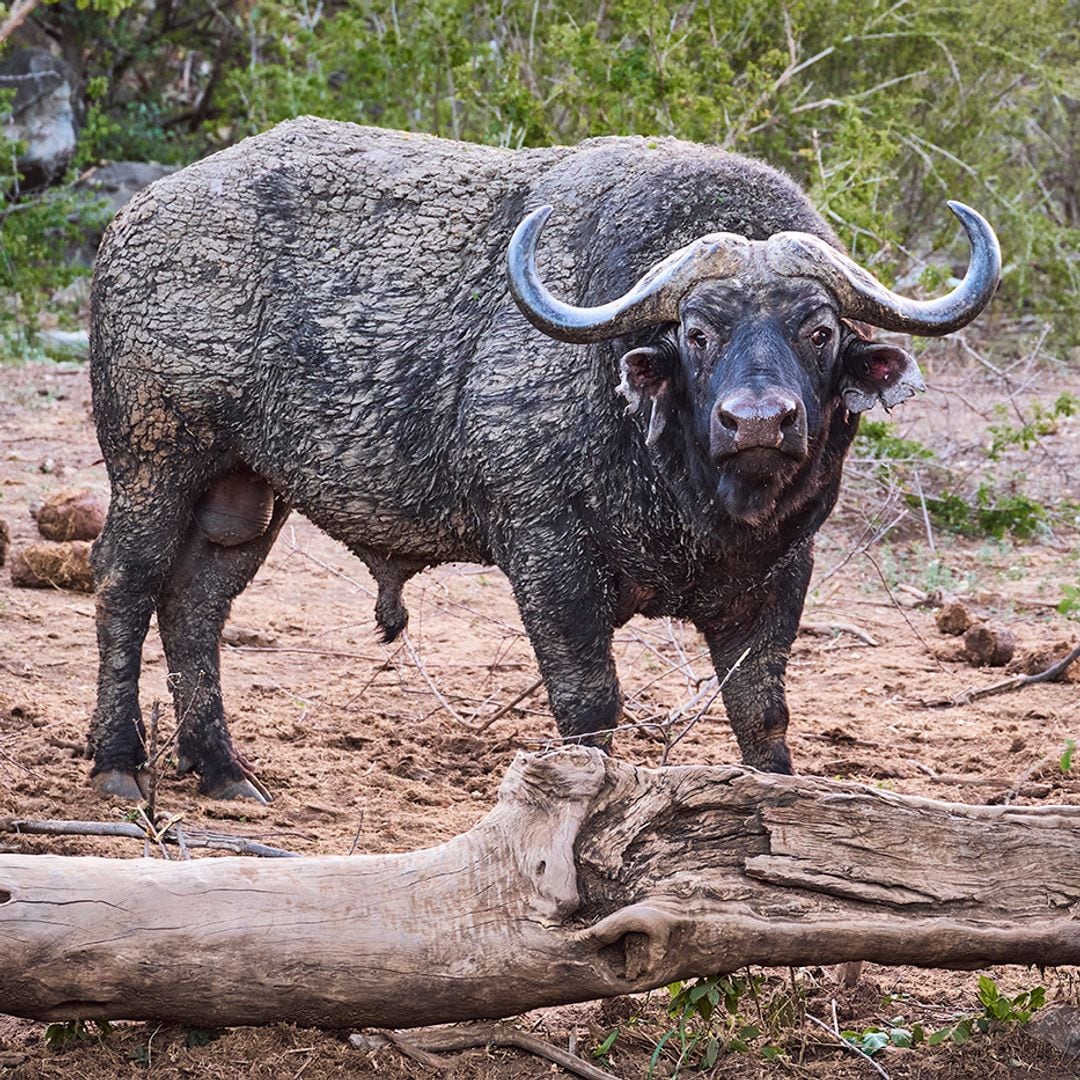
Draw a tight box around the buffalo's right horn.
[507,205,751,343]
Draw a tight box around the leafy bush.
[2,0,1079,348]
[215,0,1080,333]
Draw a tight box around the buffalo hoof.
[201,774,272,804]
[91,768,148,801]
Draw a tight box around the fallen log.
[2,748,1079,1029]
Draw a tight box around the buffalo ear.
[840,338,926,413]
[616,345,676,447]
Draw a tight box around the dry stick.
[949,641,1080,707]
[472,675,545,733]
[815,502,907,590]
[911,467,935,554]
[0,819,300,858]
[805,1014,890,1080]
[226,644,391,663]
[400,630,478,730]
[382,1031,454,1070]
[137,806,171,861]
[387,1023,625,1080]
[800,620,879,647]
[862,550,950,676]
[174,823,191,861]
[145,700,162,820]
[661,646,751,764]
[0,0,38,41]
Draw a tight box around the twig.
[226,644,389,662]
[816,503,907,589]
[911,468,935,554]
[383,1031,454,1070]
[400,630,479,730]
[806,1013,890,1080]
[472,675,545,733]
[145,701,162,820]
[1,818,301,858]
[380,1022,625,1080]
[863,551,949,675]
[174,822,191,860]
[946,642,1080,707]
[0,0,39,42]
[800,620,879,647]
[661,646,750,764]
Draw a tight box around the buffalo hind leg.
[504,523,621,749]
[699,546,813,774]
[89,479,201,800]
[157,488,289,801]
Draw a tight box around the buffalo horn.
[507,205,751,343]
[765,201,1000,336]
[508,202,1000,342]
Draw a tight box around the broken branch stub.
[2,749,1080,1029]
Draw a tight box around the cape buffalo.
[87,117,999,800]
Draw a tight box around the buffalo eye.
[809,326,832,349]
[686,328,708,350]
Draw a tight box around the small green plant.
[843,977,1044,1056]
[987,394,1079,461]
[842,1021,921,1056]
[592,1026,620,1060]
[855,419,935,464]
[1059,582,1080,618]
[184,1027,221,1048]
[1061,739,1076,774]
[650,973,784,1075]
[128,1042,151,1066]
[44,1018,114,1051]
[916,485,1048,541]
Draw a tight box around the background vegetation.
[1,0,1078,352]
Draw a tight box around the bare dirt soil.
[1,347,1079,1079]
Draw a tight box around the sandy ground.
[1,350,1079,1078]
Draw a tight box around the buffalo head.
[507,203,1000,521]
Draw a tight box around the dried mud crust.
[1,359,1079,1079]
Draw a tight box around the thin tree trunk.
[2,749,1079,1029]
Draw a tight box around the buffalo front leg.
[504,524,620,749]
[698,545,814,774]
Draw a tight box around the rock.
[935,601,972,636]
[0,518,9,568]
[1027,1003,1080,1060]
[0,48,75,188]
[70,161,180,264]
[38,328,89,358]
[1007,641,1080,682]
[222,625,278,648]
[77,160,180,218]
[962,623,1015,667]
[9,540,93,592]
[33,487,107,540]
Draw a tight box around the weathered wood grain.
[2,748,1078,1028]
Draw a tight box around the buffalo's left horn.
[766,201,1000,336]
[507,205,752,343]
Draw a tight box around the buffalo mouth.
[714,448,802,523]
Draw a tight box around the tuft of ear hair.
[616,346,676,446]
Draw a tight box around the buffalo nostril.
[779,408,799,431]
[719,410,739,432]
